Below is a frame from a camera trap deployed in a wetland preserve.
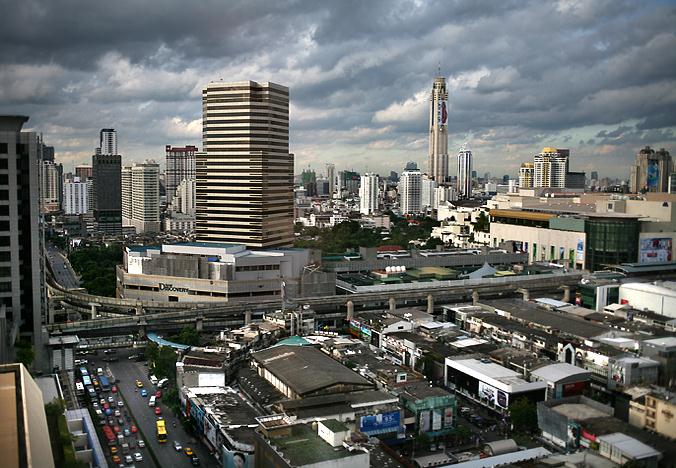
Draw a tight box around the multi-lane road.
[46,243,81,289]
[106,351,219,468]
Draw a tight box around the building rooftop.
[551,403,611,421]
[642,336,676,348]
[399,381,453,400]
[447,357,547,393]
[263,423,359,465]
[251,345,373,397]
[530,363,591,383]
[597,433,661,460]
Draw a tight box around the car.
[140,389,147,397]
[112,455,121,464]
[184,447,194,457]
[124,455,133,464]
[191,457,200,466]
[138,440,145,448]
[173,441,182,452]
[110,446,118,455]
[121,443,130,454]
[113,425,121,434]
[155,390,162,398]
[103,403,109,410]
[133,452,143,462]
[108,396,114,403]
[154,407,161,415]
[92,402,99,409]
[99,398,106,405]
[105,408,113,416]
[95,409,103,417]
[114,409,121,417]
[111,385,118,393]
[124,428,131,437]
[135,380,143,388]
[117,400,124,407]
[118,417,125,426]
[117,433,124,443]
[131,425,138,434]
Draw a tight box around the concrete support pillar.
[517,288,530,302]
[135,304,143,316]
[196,314,203,332]
[245,310,252,325]
[561,285,571,303]
[389,296,396,311]
[346,301,354,320]
[471,291,479,305]
[90,303,98,319]
[427,294,434,315]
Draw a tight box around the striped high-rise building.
[197,81,294,248]
[457,147,473,198]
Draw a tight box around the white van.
[149,375,158,386]
[157,378,169,388]
[96,367,104,376]
[148,396,156,407]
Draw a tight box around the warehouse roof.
[597,433,661,460]
[530,363,591,383]
[251,345,373,397]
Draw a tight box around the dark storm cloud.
[0,0,674,176]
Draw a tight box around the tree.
[154,347,178,380]
[15,339,34,368]
[473,211,490,233]
[509,397,538,433]
[170,326,200,346]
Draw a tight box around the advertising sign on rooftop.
[359,411,401,435]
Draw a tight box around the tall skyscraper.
[399,162,422,215]
[39,159,62,213]
[63,177,89,215]
[326,163,336,198]
[519,163,534,189]
[428,76,449,184]
[75,164,93,180]
[165,145,197,203]
[169,178,196,216]
[92,153,122,234]
[0,116,45,365]
[197,81,294,248]
[359,173,379,215]
[533,147,568,188]
[97,128,117,155]
[457,146,473,198]
[121,161,160,234]
[630,146,672,193]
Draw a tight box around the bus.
[82,375,92,387]
[156,419,167,443]
[79,367,89,377]
[99,376,110,392]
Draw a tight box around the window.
[0,143,7,154]
[0,159,7,170]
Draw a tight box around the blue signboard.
[360,411,400,435]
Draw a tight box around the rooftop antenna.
[437,62,441,77]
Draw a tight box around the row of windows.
[235,264,280,272]
[203,86,288,96]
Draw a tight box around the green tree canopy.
[509,397,538,433]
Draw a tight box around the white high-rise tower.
[359,173,379,215]
[457,145,472,198]
[428,76,449,184]
[97,128,117,155]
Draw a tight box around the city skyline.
[0,1,674,178]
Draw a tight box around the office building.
[92,150,121,234]
[428,76,449,183]
[96,128,117,155]
[519,163,534,189]
[39,159,62,213]
[121,161,160,234]
[457,146,472,198]
[63,177,89,215]
[0,116,46,365]
[359,173,379,215]
[169,178,196,216]
[75,165,92,180]
[326,163,336,198]
[165,145,197,203]
[197,80,294,248]
[399,162,422,215]
[0,364,55,467]
[534,147,568,188]
[630,146,672,193]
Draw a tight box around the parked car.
[124,455,133,464]
[112,455,121,464]
[114,409,121,417]
[131,425,138,434]
[133,452,143,462]
[173,441,182,452]
[111,385,118,393]
[107,396,114,403]
[117,400,124,407]
[138,440,145,448]
[124,428,131,437]
[155,390,162,398]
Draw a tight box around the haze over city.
[1,0,675,177]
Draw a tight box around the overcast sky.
[1,0,675,178]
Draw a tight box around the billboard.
[360,411,401,435]
[647,160,660,188]
[576,239,584,263]
[639,237,672,263]
[432,409,442,431]
[443,407,454,428]
[419,410,431,433]
[479,381,509,407]
[223,449,252,468]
